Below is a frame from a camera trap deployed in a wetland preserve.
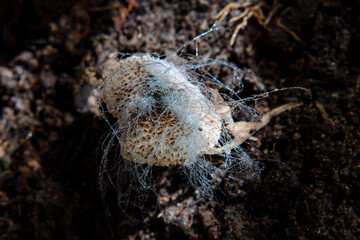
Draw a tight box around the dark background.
[0,0,359,239]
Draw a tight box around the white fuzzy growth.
[142,56,222,164]
[99,53,261,209]
[100,54,223,166]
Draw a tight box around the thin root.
[204,102,303,155]
[276,19,305,46]
[215,0,305,46]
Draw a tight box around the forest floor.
[0,0,359,239]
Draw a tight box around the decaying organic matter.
[98,53,302,206]
[100,55,223,166]
[1,0,359,239]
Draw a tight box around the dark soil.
[0,0,359,239]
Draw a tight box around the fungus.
[97,53,301,209]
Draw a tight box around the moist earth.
[0,0,359,239]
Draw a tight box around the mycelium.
[97,53,301,209]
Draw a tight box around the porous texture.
[101,56,149,119]
[101,55,222,166]
[121,110,191,166]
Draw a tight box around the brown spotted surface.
[101,55,149,119]
[101,55,199,166]
[121,110,191,166]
